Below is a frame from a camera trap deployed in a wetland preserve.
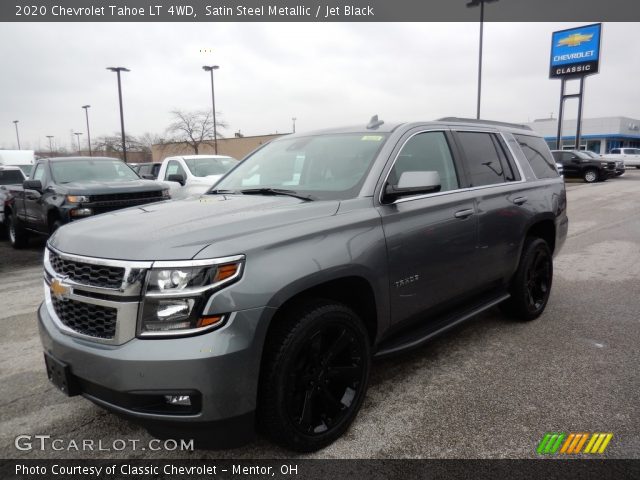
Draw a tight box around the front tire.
[501,238,553,321]
[583,169,598,183]
[258,300,371,452]
[7,213,29,249]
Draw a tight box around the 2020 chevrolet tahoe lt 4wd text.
[39,117,568,452]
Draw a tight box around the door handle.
[454,208,474,219]
[513,196,528,206]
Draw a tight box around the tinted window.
[389,131,459,192]
[514,134,558,179]
[0,170,24,185]
[610,149,620,154]
[457,132,506,187]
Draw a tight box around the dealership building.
[525,116,640,153]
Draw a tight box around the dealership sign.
[550,23,602,78]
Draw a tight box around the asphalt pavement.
[0,172,638,459]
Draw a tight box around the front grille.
[90,190,164,203]
[51,297,117,339]
[49,250,125,289]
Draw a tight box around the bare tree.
[137,132,166,154]
[166,109,227,154]
[93,133,144,153]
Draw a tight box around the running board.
[374,293,510,358]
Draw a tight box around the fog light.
[70,208,92,217]
[164,395,191,406]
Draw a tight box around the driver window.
[32,164,45,182]
[389,131,459,192]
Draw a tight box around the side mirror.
[141,173,155,180]
[167,174,185,186]
[384,171,441,202]
[23,179,43,192]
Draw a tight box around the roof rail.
[437,117,532,131]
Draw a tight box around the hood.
[62,180,166,195]
[49,194,340,261]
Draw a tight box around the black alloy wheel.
[259,301,371,452]
[501,237,553,321]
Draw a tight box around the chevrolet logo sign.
[50,279,71,299]
[557,33,594,47]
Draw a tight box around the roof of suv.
[284,117,536,138]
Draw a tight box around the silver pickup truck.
[38,117,568,451]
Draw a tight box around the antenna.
[367,115,384,130]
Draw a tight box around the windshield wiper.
[239,188,315,201]
[208,188,240,195]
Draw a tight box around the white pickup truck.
[604,148,640,169]
[156,154,237,198]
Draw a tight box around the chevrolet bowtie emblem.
[557,33,594,47]
[50,279,70,299]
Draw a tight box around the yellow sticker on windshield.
[361,135,383,141]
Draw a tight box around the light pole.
[46,136,54,157]
[292,117,297,133]
[107,67,130,162]
[74,132,83,154]
[82,105,92,156]
[466,0,498,119]
[13,120,21,150]
[202,65,220,154]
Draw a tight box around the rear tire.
[501,238,553,321]
[7,213,29,249]
[258,300,371,452]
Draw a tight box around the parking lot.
[0,172,638,460]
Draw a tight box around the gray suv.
[39,117,568,452]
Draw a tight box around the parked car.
[0,166,27,228]
[5,156,169,248]
[133,162,162,180]
[583,150,624,176]
[39,117,567,452]
[0,150,35,177]
[603,147,640,169]
[157,155,237,198]
[551,150,616,183]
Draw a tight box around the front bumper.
[38,301,274,441]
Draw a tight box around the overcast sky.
[1,22,638,151]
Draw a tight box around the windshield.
[0,169,25,185]
[16,165,32,176]
[214,133,388,201]
[184,157,236,177]
[51,159,140,183]
[584,151,600,158]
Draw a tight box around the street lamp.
[202,65,220,154]
[82,105,92,156]
[292,117,297,133]
[106,67,130,162]
[13,120,21,150]
[46,136,54,157]
[466,0,498,119]
[74,132,83,154]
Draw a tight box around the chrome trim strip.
[378,128,531,206]
[47,245,153,269]
[152,255,245,269]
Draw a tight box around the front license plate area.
[44,353,79,396]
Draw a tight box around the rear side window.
[389,131,459,192]
[610,149,620,154]
[456,132,509,187]
[514,134,558,179]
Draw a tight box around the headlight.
[66,195,90,203]
[138,255,244,337]
[600,162,608,167]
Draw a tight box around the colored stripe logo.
[537,433,613,454]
